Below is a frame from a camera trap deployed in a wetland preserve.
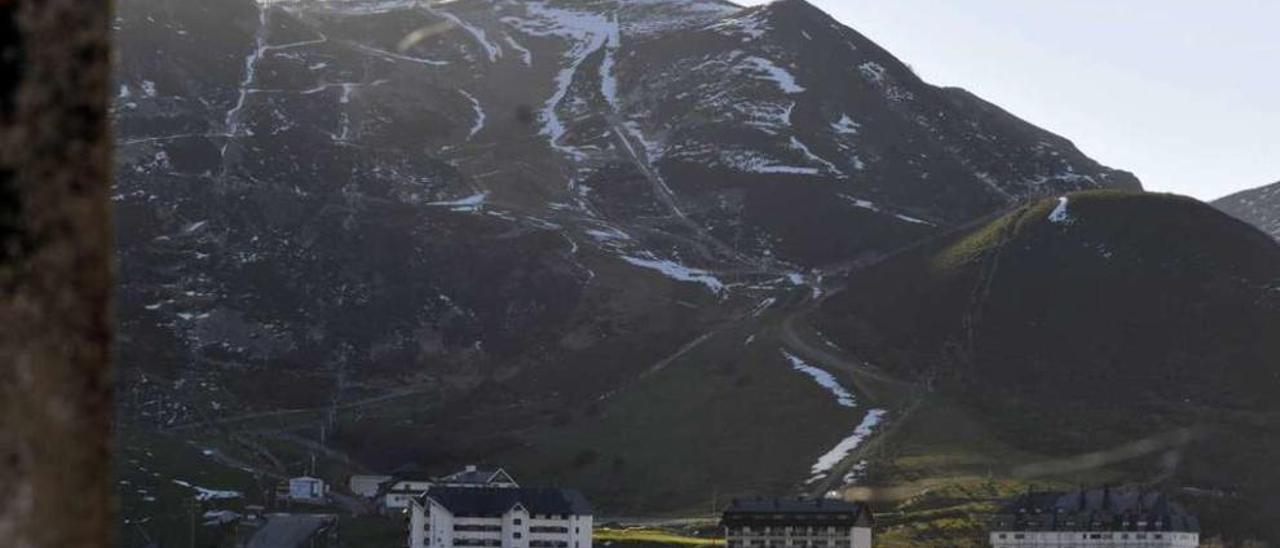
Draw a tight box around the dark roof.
[722,498,873,527]
[423,487,592,517]
[994,487,1200,532]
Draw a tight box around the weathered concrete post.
[0,0,114,546]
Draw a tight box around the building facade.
[384,465,519,512]
[990,488,1200,548]
[350,474,393,498]
[283,476,328,503]
[721,498,874,548]
[407,487,593,548]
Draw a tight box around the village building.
[383,465,519,512]
[279,476,328,504]
[349,474,393,498]
[407,486,593,548]
[989,487,1200,547]
[721,498,874,548]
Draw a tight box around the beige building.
[721,498,874,548]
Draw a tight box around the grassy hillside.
[817,190,1280,543]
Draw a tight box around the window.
[514,533,523,539]
[515,519,523,525]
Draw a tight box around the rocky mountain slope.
[110,0,1175,539]
[817,191,1280,541]
[114,0,1137,421]
[1213,180,1280,241]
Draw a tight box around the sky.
[738,0,1279,200]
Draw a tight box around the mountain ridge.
[1213,179,1280,241]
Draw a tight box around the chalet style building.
[407,486,593,548]
[383,465,519,512]
[721,498,874,548]
[990,487,1200,547]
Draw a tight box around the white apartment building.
[384,465,519,512]
[990,488,1200,548]
[721,498,874,548]
[407,487,593,548]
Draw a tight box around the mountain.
[816,190,1280,541]
[110,0,1163,542]
[113,0,1139,413]
[1213,180,1280,241]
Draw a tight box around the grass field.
[595,527,724,547]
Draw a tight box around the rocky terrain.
[1214,180,1280,241]
[114,0,1136,422]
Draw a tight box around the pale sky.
[739,0,1279,200]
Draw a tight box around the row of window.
[732,527,855,535]
[730,540,851,547]
[425,541,579,548]
[530,526,570,534]
[450,540,502,547]
[455,525,503,532]
[997,532,1183,540]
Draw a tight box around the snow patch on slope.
[706,9,769,39]
[809,409,888,477]
[789,137,840,175]
[458,89,485,140]
[506,2,620,158]
[428,192,488,212]
[781,350,855,408]
[1049,196,1073,224]
[172,480,242,501]
[832,114,860,135]
[622,254,725,295]
[430,5,502,62]
[739,56,804,94]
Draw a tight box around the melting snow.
[502,34,533,65]
[832,114,860,135]
[428,192,488,212]
[714,148,820,175]
[458,89,486,140]
[432,7,502,62]
[507,3,620,158]
[841,195,935,226]
[789,137,840,174]
[621,254,725,294]
[739,56,804,94]
[1049,196,1072,224]
[857,62,886,84]
[781,350,855,408]
[706,10,769,40]
[172,480,242,501]
[810,409,888,475]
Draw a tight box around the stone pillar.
[0,0,114,546]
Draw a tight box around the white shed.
[288,476,328,503]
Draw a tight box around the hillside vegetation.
[818,190,1280,542]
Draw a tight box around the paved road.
[247,514,332,548]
